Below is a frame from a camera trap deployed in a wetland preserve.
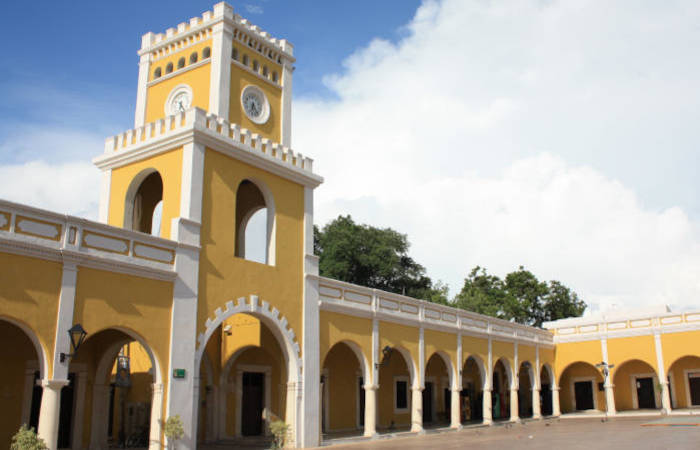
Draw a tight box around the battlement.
[139,2,294,65]
[95,108,321,186]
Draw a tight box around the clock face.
[240,85,270,124]
[169,91,191,115]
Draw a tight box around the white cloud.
[294,0,700,312]
[244,4,264,15]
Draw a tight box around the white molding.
[180,142,206,225]
[232,58,282,89]
[570,376,598,411]
[553,322,700,342]
[209,18,233,120]
[134,52,152,127]
[629,372,659,410]
[393,375,410,414]
[147,58,211,88]
[98,169,111,223]
[51,263,78,381]
[280,62,293,147]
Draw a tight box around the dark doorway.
[29,371,42,431]
[241,372,265,436]
[57,373,75,448]
[541,383,553,416]
[574,381,594,410]
[689,376,700,406]
[358,377,365,427]
[636,377,656,409]
[444,387,451,422]
[423,382,433,423]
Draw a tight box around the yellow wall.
[492,340,514,375]
[612,359,658,411]
[608,335,658,374]
[0,252,62,378]
[323,343,361,431]
[424,329,456,374]
[319,311,371,379]
[108,149,183,240]
[461,335,488,370]
[554,340,603,382]
[377,346,411,428]
[198,148,304,344]
[661,330,700,372]
[146,40,212,123]
[229,64,282,142]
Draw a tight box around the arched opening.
[202,47,211,59]
[235,179,275,265]
[153,67,162,79]
[0,319,45,448]
[242,54,249,66]
[321,342,369,437]
[165,62,173,74]
[517,362,534,418]
[461,355,484,424]
[540,364,554,416]
[492,358,511,420]
[424,353,451,427]
[252,60,259,72]
[377,347,414,432]
[195,308,297,447]
[68,328,162,450]
[125,170,163,236]
[668,355,700,409]
[177,57,185,69]
[271,71,278,83]
[612,359,660,411]
[232,47,239,61]
[190,52,198,64]
[262,66,268,77]
[559,362,605,413]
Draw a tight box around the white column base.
[604,384,616,416]
[37,380,69,450]
[483,389,493,425]
[364,385,378,437]
[410,387,423,433]
[510,388,519,423]
[450,388,461,429]
[532,388,541,419]
[660,381,672,414]
[552,387,561,417]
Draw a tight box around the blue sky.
[2,0,700,312]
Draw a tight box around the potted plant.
[164,415,185,450]
[11,424,47,450]
[269,420,290,449]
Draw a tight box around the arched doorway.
[194,299,301,447]
[235,179,276,265]
[612,359,660,411]
[492,358,511,421]
[377,347,415,432]
[559,362,605,413]
[668,355,700,409]
[68,328,162,450]
[0,318,46,448]
[518,362,534,418]
[125,170,164,236]
[540,364,555,416]
[424,353,451,427]
[461,356,485,424]
[321,341,369,437]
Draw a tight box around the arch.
[667,355,700,409]
[262,65,268,77]
[271,71,278,83]
[0,316,48,380]
[235,178,276,265]
[190,52,198,64]
[558,361,605,413]
[426,351,455,389]
[252,60,259,72]
[242,54,249,66]
[153,67,162,79]
[390,346,417,388]
[612,359,660,411]
[177,57,185,69]
[463,354,487,390]
[518,361,535,389]
[541,363,556,389]
[165,62,173,74]
[322,340,371,384]
[202,46,211,59]
[540,363,555,416]
[493,357,513,388]
[517,361,535,418]
[123,169,163,235]
[232,47,239,61]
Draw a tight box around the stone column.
[604,382,616,415]
[660,381,672,414]
[410,387,423,433]
[285,382,298,447]
[363,384,378,437]
[552,387,561,416]
[37,380,69,450]
[482,388,493,425]
[510,387,519,422]
[450,388,461,429]
[149,384,164,450]
[532,388,542,419]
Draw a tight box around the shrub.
[164,415,185,449]
[11,424,47,450]
[269,420,290,449]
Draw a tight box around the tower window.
[252,60,259,72]
[262,66,268,77]
[232,47,239,61]
[165,62,173,74]
[235,179,275,265]
[128,171,164,236]
[202,46,211,59]
[153,67,162,79]
[190,52,198,64]
[242,54,249,66]
[177,57,185,69]
[271,71,278,83]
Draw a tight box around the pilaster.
[134,32,154,127]
[653,332,672,413]
[208,3,234,119]
[52,261,78,380]
[601,337,616,415]
[552,387,561,416]
[280,59,294,147]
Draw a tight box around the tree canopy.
[315,215,586,326]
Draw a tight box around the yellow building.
[0,3,698,450]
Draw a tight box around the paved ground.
[320,417,700,449]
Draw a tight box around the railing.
[544,310,700,339]
[97,108,315,176]
[0,199,177,277]
[317,276,554,345]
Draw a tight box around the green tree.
[455,266,586,326]
[315,215,447,303]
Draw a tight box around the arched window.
[232,47,239,61]
[262,66,268,77]
[202,46,211,59]
[126,171,164,236]
[153,67,162,79]
[252,60,259,72]
[190,52,198,64]
[242,54,249,66]
[177,57,185,69]
[165,62,173,74]
[235,179,275,264]
[271,71,278,83]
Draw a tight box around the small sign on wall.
[173,368,186,379]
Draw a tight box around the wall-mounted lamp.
[223,324,232,336]
[59,324,87,363]
[375,346,393,369]
[115,350,132,388]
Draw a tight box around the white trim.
[134,52,151,127]
[280,62,293,147]
[232,58,283,89]
[180,142,205,225]
[629,372,659,410]
[683,369,700,407]
[0,318,48,382]
[235,364,272,437]
[393,375,410,414]
[570,376,598,411]
[148,58,211,88]
[51,263,78,381]
[209,17,233,120]
[98,169,111,223]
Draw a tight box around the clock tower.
[133,2,294,146]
